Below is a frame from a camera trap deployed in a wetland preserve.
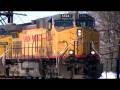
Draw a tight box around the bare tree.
[88,11,120,72]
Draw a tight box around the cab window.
[75,19,95,28]
[54,19,73,30]
[75,14,95,28]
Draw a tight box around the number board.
[61,14,73,19]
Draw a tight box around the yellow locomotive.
[17,14,99,59]
[0,13,103,78]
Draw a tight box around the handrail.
[91,41,101,57]
[91,41,103,63]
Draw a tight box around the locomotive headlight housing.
[91,51,95,55]
[77,29,82,36]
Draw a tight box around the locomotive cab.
[53,13,103,78]
[53,14,99,58]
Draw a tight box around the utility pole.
[0,11,13,23]
[0,11,27,24]
[7,11,13,23]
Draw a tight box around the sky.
[0,11,87,25]
[13,11,68,24]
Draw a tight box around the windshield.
[76,14,95,28]
[75,19,95,28]
[54,19,73,28]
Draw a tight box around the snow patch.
[99,71,118,79]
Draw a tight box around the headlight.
[91,51,95,55]
[77,29,82,36]
[69,50,74,55]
